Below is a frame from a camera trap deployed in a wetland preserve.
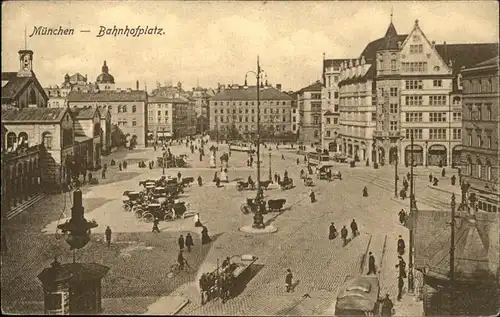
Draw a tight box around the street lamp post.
[408,131,415,293]
[246,56,265,229]
[268,148,272,182]
[162,152,166,175]
[394,148,399,198]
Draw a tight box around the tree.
[110,124,126,148]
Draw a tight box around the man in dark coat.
[451,175,456,186]
[285,269,293,292]
[101,167,106,179]
[397,235,405,255]
[201,226,211,244]
[178,235,185,250]
[329,222,337,240]
[441,168,446,177]
[398,209,406,225]
[429,173,433,183]
[105,226,112,248]
[177,171,182,181]
[185,233,194,252]
[397,276,404,301]
[198,176,203,186]
[396,256,407,278]
[363,186,368,197]
[367,252,376,275]
[340,226,348,246]
[119,162,122,171]
[350,219,358,237]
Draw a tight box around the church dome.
[96,60,115,84]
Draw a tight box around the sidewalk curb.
[427,185,461,197]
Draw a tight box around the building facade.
[70,106,102,169]
[2,107,76,188]
[1,50,49,108]
[45,73,96,108]
[322,58,349,151]
[297,81,323,146]
[209,84,293,140]
[339,19,497,166]
[460,55,499,214]
[147,96,174,143]
[172,97,197,138]
[288,91,299,134]
[67,90,148,146]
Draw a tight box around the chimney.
[136,80,139,90]
[444,41,447,61]
[276,84,282,91]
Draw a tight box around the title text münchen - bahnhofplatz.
[96,25,165,37]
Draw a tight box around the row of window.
[403,128,462,140]
[117,120,137,127]
[465,130,494,149]
[401,62,428,72]
[213,115,289,123]
[462,78,496,94]
[117,105,137,113]
[325,117,339,124]
[213,108,288,114]
[217,124,288,132]
[409,44,424,54]
[477,201,498,213]
[379,87,399,97]
[404,95,447,106]
[212,101,289,106]
[148,117,170,123]
[325,130,338,137]
[404,80,442,90]
[465,160,493,181]
[465,103,494,121]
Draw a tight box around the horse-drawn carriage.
[267,199,286,212]
[122,191,143,211]
[200,255,258,305]
[236,181,255,191]
[303,177,314,186]
[317,164,341,181]
[240,198,266,214]
[279,178,294,190]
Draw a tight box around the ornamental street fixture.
[268,147,272,182]
[57,189,98,262]
[245,56,266,229]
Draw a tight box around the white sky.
[2,1,498,92]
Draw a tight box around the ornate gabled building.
[1,49,49,109]
[338,18,498,167]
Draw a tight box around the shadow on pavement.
[231,263,265,298]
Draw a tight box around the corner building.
[460,55,499,213]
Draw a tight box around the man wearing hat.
[285,269,293,292]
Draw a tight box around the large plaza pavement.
[1,141,459,315]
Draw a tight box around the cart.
[141,203,165,223]
[334,275,381,316]
[122,191,141,211]
[153,186,167,198]
[318,164,334,180]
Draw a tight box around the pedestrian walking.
[105,226,112,248]
[281,154,285,160]
[296,158,299,165]
[201,226,212,244]
[441,168,446,177]
[362,186,368,197]
[350,219,358,237]
[310,190,316,203]
[397,276,405,301]
[285,269,293,292]
[177,171,182,181]
[397,235,405,255]
[451,175,456,186]
[367,252,377,275]
[101,168,106,179]
[185,233,194,252]
[396,256,407,278]
[88,172,93,183]
[329,222,337,240]
[340,226,348,246]
[398,209,406,225]
[152,217,160,233]
[178,235,185,250]
[429,173,433,183]
[380,294,394,316]
[198,176,203,186]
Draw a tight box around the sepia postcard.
[1,1,499,315]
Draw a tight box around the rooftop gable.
[1,72,49,103]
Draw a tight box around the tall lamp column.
[268,148,272,182]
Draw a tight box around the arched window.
[42,132,53,150]
[123,105,128,113]
[29,89,37,105]
[132,105,137,113]
[486,161,492,181]
[6,132,17,149]
[18,132,29,146]
[118,105,122,113]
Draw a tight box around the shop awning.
[429,144,446,151]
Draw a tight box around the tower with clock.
[18,49,34,77]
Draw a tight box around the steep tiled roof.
[360,34,408,63]
[1,107,68,123]
[475,55,499,67]
[211,86,293,101]
[70,106,99,119]
[434,43,499,74]
[67,90,147,102]
[1,72,49,104]
[148,95,189,103]
[296,81,323,94]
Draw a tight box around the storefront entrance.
[405,145,423,166]
[428,144,447,167]
[452,145,462,168]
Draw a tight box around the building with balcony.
[1,49,49,109]
[460,55,499,214]
[339,18,497,166]
[67,88,148,147]
[297,81,323,146]
[322,58,350,152]
[209,83,293,140]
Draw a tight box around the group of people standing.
[329,219,359,246]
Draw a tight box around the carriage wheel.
[240,204,249,214]
[164,213,174,222]
[142,212,154,223]
[123,204,130,212]
[135,208,144,219]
